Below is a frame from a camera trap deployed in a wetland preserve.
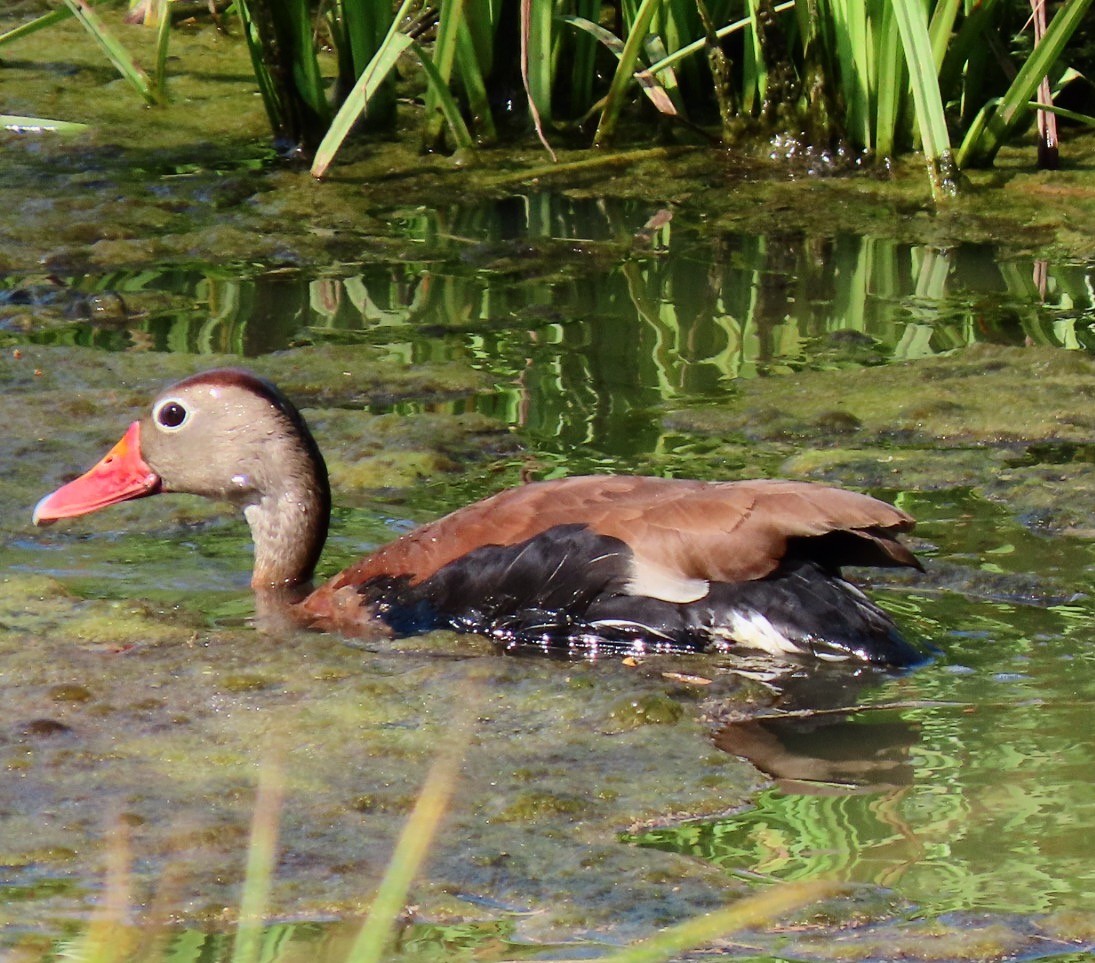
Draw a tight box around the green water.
[4,8,1095,957]
[5,182,1095,958]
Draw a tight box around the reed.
[2,0,1093,193]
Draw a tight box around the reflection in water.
[7,195,1095,458]
[8,192,1095,943]
[630,580,1095,916]
[715,710,918,795]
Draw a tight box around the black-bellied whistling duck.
[33,369,926,666]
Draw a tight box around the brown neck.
[245,484,329,589]
[243,425,331,590]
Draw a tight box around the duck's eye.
[154,399,189,431]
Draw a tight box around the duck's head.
[33,369,331,589]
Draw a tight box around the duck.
[32,369,926,666]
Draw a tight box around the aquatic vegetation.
[2,0,1093,195]
[7,744,834,963]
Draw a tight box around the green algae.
[663,344,1095,544]
[3,13,1095,954]
[606,692,687,730]
[2,7,1095,282]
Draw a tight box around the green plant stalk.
[642,2,795,82]
[423,0,468,149]
[411,42,477,152]
[956,0,1094,167]
[566,0,600,116]
[311,18,415,179]
[454,15,497,143]
[830,0,870,148]
[285,0,328,130]
[235,0,282,140]
[1029,102,1095,127]
[152,0,171,101]
[0,0,110,46]
[892,0,955,198]
[235,0,330,153]
[594,0,664,147]
[937,0,999,128]
[927,0,961,70]
[695,0,733,138]
[62,0,161,106]
[874,1,902,156]
[338,0,397,127]
[521,0,556,156]
[741,0,766,115]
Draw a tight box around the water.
[4,192,1095,958]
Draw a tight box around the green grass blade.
[593,0,663,147]
[521,0,556,157]
[642,1,794,77]
[874,0,903,156]
[741,0,766,115]
[956,0,1094,168]
[62,0,161,105]
[2,114,89,132]
[0,7,72,45]
[831,0,871,147]
[423,0,467,149]
[927,0,961,70]
[0,0,111,46]
[411,41,477,152]
[311,0,417,179]
[152,0,171,101]
[235,0,284,140]
[343,705,474,963]
[937,0,1000,125]
[1029,101,1095,127]
[236,0,330,151]
[892,0,954,197]
[565,0,599,116]
[453,14,497,142]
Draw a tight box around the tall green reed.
[3,0,1093,195]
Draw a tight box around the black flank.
[355,524,924,667]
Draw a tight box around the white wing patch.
[713,610,849,661]
[625,557,709,603]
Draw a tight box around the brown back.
[321,476,917,595]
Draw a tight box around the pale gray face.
[138,373,306,508]
[34,367,331,588]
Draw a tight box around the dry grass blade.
[230,755,286,963]
[343,689,476,963]
[957,0,1094,167]
[595,880,844,963]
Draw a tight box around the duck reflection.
[714,668,920,795]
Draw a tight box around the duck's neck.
[242,437,331,590]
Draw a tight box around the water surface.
[4,191,1095,960]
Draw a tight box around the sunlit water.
[5,193,1095,958]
